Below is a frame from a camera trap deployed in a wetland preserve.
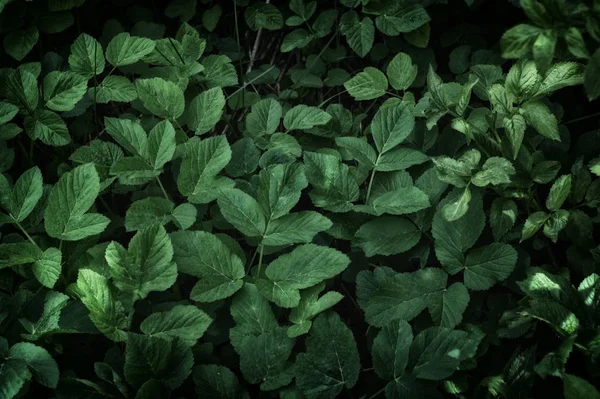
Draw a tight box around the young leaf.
[76,268,128,342]
[295,312,360,399]
[140,305,212,346]
[546,175,572,212]
[344,67,388,100]
[105,224,177,302]
[106,32,156,66]
[8,342,59,388]
[521,101,560,141]
[283,105,331,131]
[171,230,245,302]
[32,248,62,289]
[69,33,105,78]
[135,77,185,119]
[187,87,225,135]
[257,244,350,308]
[353,216,421,257]
[7,166,43,223]
[386,52,418,91]
[339,11,374,58]
[43,71,88,112]
[245,98,282,137]
[44,163,110,241]
[177,136,233,204]
[371,103,415,154]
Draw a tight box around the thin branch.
[246,0,271,73]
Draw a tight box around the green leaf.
[371,103,415,154]
[135,78,185,119]
[0,243,41,269]
[106,32,156,66]
[377,148,429,171]
[472,157,515,187]
[0,359,31,398]
[8,166,43,223]
[490,198,517,241]
[283,105,331,131]
[218,188,266,237]
[335,137,377,168]
[363,187,430,216]
[429,282,470,328]
[125,197,174,231]
[344,67,388,100]
[202,5,222,32]
[177,136,232,204]
[104,117,148,157]
[76,268,128,342]
[521,211,550,241]
[288,283,343,337]
[245,98,282,137]
[25,110,70,147]
[171,230,245,302]
[564,374,600,399]
[531,160,561,184]
[296,312,360,399]
[187,87,225,135]
[20,291,69,340]
[32,247,62,289]
[43,71,88,112]
[45,163,110,241]
[281,29,314,52]
[257,244,349,308]
[3,26,39,61]
[546,175,572,212]
[442,186,471,221]
[535,62,584,96]
[147,120,176,170]
[124,333,192,389]
[371,319,412,380]
[8,342,59,388]
[263,211,332,246]
[532,30,556,74]
[386,52,418,91]
[433,189,485,271]
[193,364,249,399]
[543,209,569,242]
[375,4,430,35]
[584,49,600,101]
[501,24,541,59]
[230,282,278,336]
[201,55,238,88]
[245,3,283,30]
[69,33,105,78]
[354,216,421,257]
[339,11,374,58]
[463,243,518,290]
[304,151,360,212]
[504,114,527,158]
[106,224,177,302]
[257,163,307,220]
[505,60,540,102]
[521,101,560,141]
[357,267,449,327]
[408,326,480,380]
[226,138,260,177]
[5,69,38,113]
[90,76,137,103]
[140,305,212,346]
[0,102,18,125]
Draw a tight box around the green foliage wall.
[0,0,600,398]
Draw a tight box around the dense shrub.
[1,0,599,398]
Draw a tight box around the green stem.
[172,118,185,134]
[365,169,376,203]
[156,177,170,201]
[318,89,349,108]
[257,242,265,278]
[16,220,39,248]
[564,111,600,125]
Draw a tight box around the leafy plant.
[0,0,599,398]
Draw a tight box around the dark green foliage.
[0,0,599,398]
